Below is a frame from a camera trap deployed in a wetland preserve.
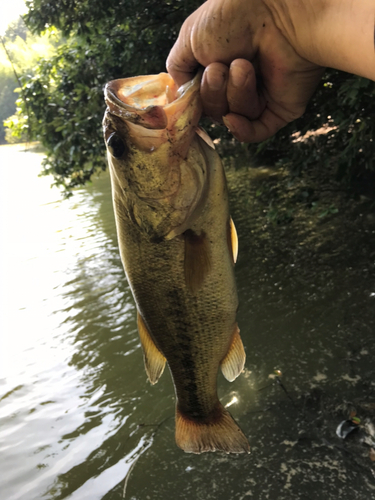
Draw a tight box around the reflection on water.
[1,145,375,500]
[0,144,145,500]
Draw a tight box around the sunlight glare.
[225,395,238,408]
[0,0,27,35]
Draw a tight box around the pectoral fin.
[137,312,166,385]
[228,217,238,264]
[196,127,215,149]
[221,324,246,382]
[184,229,211,293]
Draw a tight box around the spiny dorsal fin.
[229,217,238,264]
[220,324,246,382]
[184,229,211,293]
[137,312,166,385]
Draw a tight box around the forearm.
[263,0,375,80]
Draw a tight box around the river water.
[1,144,375,500]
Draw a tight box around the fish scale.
[103,72,250,453]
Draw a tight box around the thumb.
[166,15,200,86]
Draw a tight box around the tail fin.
[175,403,250,454]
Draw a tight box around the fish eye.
[107,133,127,158]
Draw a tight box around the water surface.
[1,145,374,500]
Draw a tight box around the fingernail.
[222,115,232,130]
[206,69,225,91]
[231,66,247,88]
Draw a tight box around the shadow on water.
[1,145,375,500]
[52,167,375,500]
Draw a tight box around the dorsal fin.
[184,229,212,293]
[220,324,246,382]
[137,312,166,384]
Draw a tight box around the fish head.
[103,72,207,240]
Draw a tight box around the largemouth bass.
[103,72,249,454]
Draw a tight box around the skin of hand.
[166,0,325,143]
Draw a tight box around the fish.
[102,71,249,454]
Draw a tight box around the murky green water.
[1,145,375,500]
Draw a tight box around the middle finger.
[227,59,265,119]
[201,63,229,122]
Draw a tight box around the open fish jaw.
[104,72,202,154]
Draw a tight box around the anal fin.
[137,312,166,385]
[221,324,246,382]
[175,402,250,454]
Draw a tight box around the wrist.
[263,0,375,80]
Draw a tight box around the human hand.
[166,0,325,143]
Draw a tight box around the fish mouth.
[104,72,203,152]
[104,74,174,129]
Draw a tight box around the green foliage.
[4,112,29,143]
[246,69,375,185]
[8,2,375,194]
[0,66,18,143]
[0,17,59,143]
[7,0,201,194]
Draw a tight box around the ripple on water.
[1,146,375,500]
[0,147,142,500]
